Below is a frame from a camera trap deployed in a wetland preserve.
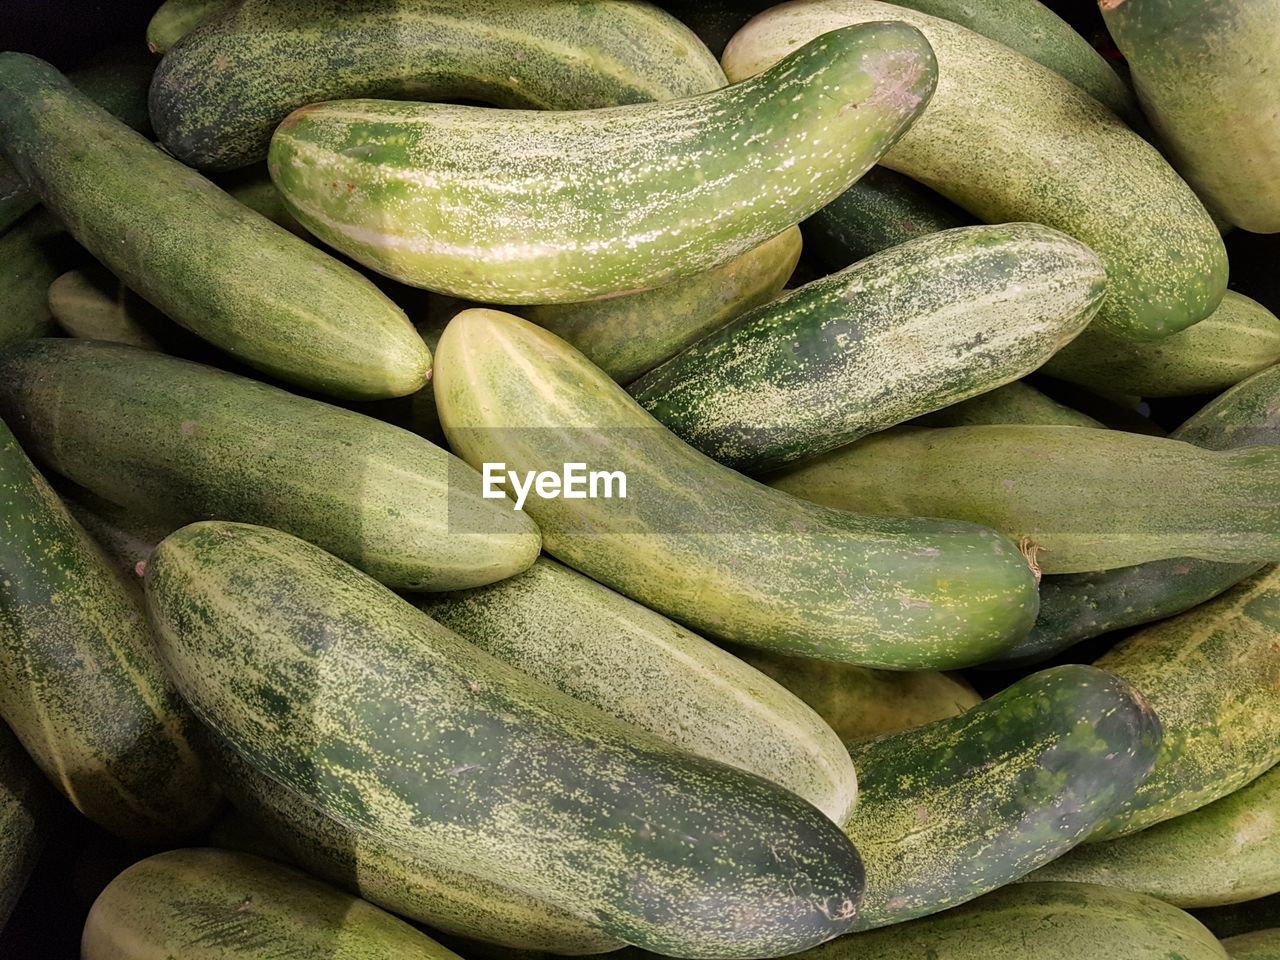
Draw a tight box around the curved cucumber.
[0,53,429,400]
[0,419,217,842]
[145,0,230,53]
[913,380,1101,428]
[1226,930,1280,960]
[631,223,1106,472]
[146,521,867,957]
[82,848,461,960]
[522,227,801,384]
[435,309,1039,670]
[418,556,857,824]
[153,0,726,170]
[269,22,937,303]
[0,722,44,932]
[0,208,83,345]
[773,425,1280,574]
[1032,764,1280,908]
[0,339,540,592]
[1088,565,1280,840]
[723,0,1227,341]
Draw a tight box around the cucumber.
[416,556,857,824]
[772,425,1280,574]
[805,165,972,270]
[0,207,83,345]
[1044,291,1280,398]
[145,0,230,53]
[0,339,540,592]
[152,0,727,171]
[1225,930,1280,960]
[0,54,429,401]
[723,0,1228,341]
[434,309,1039,670]
[1088,566,1280,840]
[48,266,167,351]
[217,166,308,237]
[630,223,1106,472]
[1031,764,1280,908]
[0,722,44,931]
[145,520,867,957]
[913,380,1101,428]
[268,22,937,303]
[521,227,801,384]
[729,646,981,745]
[1101,0,1280,232]
[0,418,217,842]
[82,848,462,960]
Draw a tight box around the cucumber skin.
[0,53,429,401]
[145,0,230,53]
[0,722,44,932]
[82,848,462,960]
[145,521,868,958]
[1225,930,1280,960]
[153,0,727,171]
[630,223,1106,473]
[269,23,937,304]
[723,0,1227,342]
[435,309,1040,671]
[0,339,540,592]
[0,420,218,842]
[522,227,802,385]
[0,208,83,346]
[913,380,1100,428]
[1088,565,1280,841]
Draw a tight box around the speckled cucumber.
[772,425,1280,573]
[1225,930,1280,959]
[1087,565,1280,841]
[145,0,229,53]
[0,419,217,842]
[521,227,801,384]
[1031,763,1280,907]
[269,22,937,303]
[913,380,1101,428]
[0,53,428,400]
[82,848,463,960]
[723,0,1227,341]
[0,722,44,931]
[631,223,1106,473]
[435,309,1039,670]
[417,556,857,824]
[0,208,84,345]
[0,339,540,592]
[153,0,726,171]
[146,521,867,957]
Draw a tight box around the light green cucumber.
[0,207,84,345]
[82,848,463,960]
[417,556,857,824]
[0,721,44,931]
[1088,566,1280,840]
[1225,930,1280,960]
[0,339,540,592]
[772,425,1280,574]
[1032,764,1280,907]
[48,266,166,350]
[145,0,231,53]
[0,53,429,400]
[521,227,801,384]
[146,521,867,958]
[435,309,1039,670]
[268,22,937,303]
[723,0,1227,341]
[630,223,1106,472]
[913,380,1101,428]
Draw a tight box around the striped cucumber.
[521,227,801,384]
[146,521,867,957]
[0,207,83,345]
[0,53,429,400]
[0,419,217,842]
[153,0,727,170]
[772,425,1280,574]
[417,557,857,824]
[0,339,540,592]
[723,0,1227,341]
[435,309,1039,670]
[82,848,462,960]
[145,0,230,53]
[1226,931,1280,959]
[913,380,1101,428]
[268,22,937,303]
[631,223,1106,472]
[1088,566,1280,841]
[0,722,44,931]
[1032,764,1280,908]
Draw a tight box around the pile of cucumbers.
[1,0,1278,957]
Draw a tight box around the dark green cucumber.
[0,53,429,400]
[1225,930,1280,960]
[153,0,726,170]
[1088,565,1280,840]
[913,380,1101,428]
[0,721,44,932]
[145,0,230,53]
[435,309,1039,670]
[631,223,1105,472]
[147,521,867,957]
[82,848,462,960]
[0,207,83,345]
[0,418,218,841]
[0,339,539,591]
